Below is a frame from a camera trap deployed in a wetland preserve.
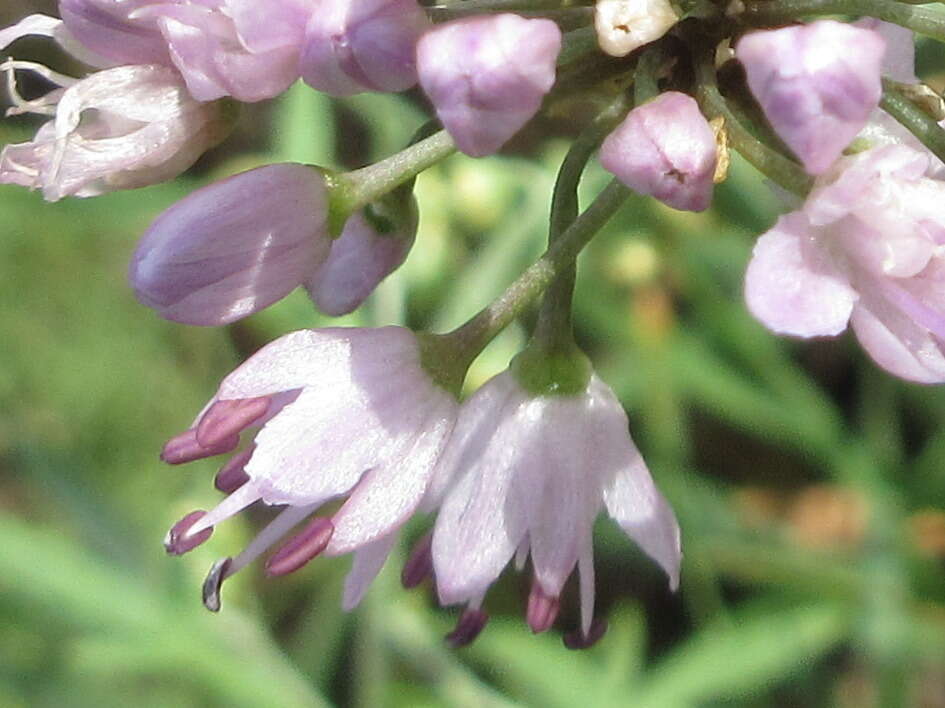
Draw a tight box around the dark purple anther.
[164,510,213,555]
[525,582,559,633]
[401,532,433,589]
[202,557,232,612]
[196,396,271,448]
[160,429,240,464]
[265,517,334,576]
[563,619,608,650]
[445,608,489,648]
[214,446,254,493]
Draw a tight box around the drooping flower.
[736,20,885,175]
[161,327,459,611]
[594,0,679,58]
[416,14,562,157]
[0,63,234,201]
[745,143,945,383]
[130,165,417,325]
[431,369,681,647]
[299,0,430,96]
[600,91,717,212]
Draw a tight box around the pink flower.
[161,327,459,611]
[416,14,561,157]
[745,144,945,383]
[58,0,172,65]
[736,20,885,175]
[431,370,680,647]
[130,165,417,325]
[300,0,430,96]
[0,63,233,201]
[600,91,717,212]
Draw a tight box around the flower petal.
[342,532,399,610]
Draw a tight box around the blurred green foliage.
[4,59,945,708]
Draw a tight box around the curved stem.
[880,79,945,166]
[740,0,945,42]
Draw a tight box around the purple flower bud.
[300,0,430,96]
[0,64,235,201]
[417,14,561,157]
[59,0,171,65]
[306,198,418,316]
[736,20,885,175]
[600,92,717,212]
[130,164,332,326]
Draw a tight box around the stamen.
[160,428,240,464]
[164,510,213,555]
[525,581,559,633]
[445,607,489,648]
[202,557,232,612]
[214,446,254,493]
[265,517,334,576]
[401,532,433,589]
[563,618,608,650]
[196,396,271,448]
[226,502,320,576]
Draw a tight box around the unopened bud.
[594,0,679,58]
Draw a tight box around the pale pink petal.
[745,212,857,337]
[342,533,399,610]
[851,302,945,383]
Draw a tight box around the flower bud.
[130,164,332,326]
[736,20,885,175]
[0,64,235,201]
[594,0,678,58]
[300,0,430,96]
[600,92,717,212]
[306,195,419,316]
[416,14,561,157]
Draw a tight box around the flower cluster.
[5,0,945,648]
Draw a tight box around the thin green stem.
[880,79,945,165]
[441,179,631,359]
[328,130,456,234]
[694,46,813,196]
[740,0,945,42]
[633,44,667,105]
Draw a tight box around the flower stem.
[740,0,945,42]
[327,130,456,235]
[880,79,945,166]
[694,46,813,196]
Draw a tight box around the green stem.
[694,46,813,196]
[532,91,633,353]
[740,0,945,42]
[441,179,631,361]
[880,79,945,165]
[633,43,667,105]
[327,130,456,234]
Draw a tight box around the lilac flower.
[138,0,308,103]
[736,20,885,175]
[162,327,459,611]
[58,0,172,65]
[745,144,945,383]
[594,0,679,58]
[0,63,233,201]
[431,370,681,647]
[300,0,430,96]
[600,92,717,212]
[416,14,562,157]
[130,165,416,325]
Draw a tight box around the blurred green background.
[5,4,945,707]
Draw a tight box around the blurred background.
[5,2,945,706]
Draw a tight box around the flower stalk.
[880,78,945,166]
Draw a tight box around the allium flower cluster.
[6,0,945,651]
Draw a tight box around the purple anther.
[164,510,213,555]
[401,532,433,589]
[445,608,489,648]
[214,446,254,494]
[196,396,271,448]
[265,517,335,577]
[202,557,232,612]
[160,429,240,464]
[563,619,608,650]
[525,582,560,634]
